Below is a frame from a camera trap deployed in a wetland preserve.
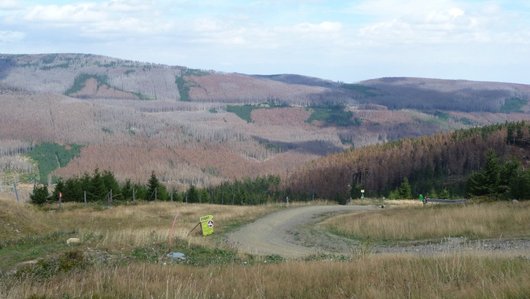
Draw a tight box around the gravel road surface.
[226,205,375,258]
[226,205,530,259]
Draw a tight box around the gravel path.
[226,205,530,259]
[226,205,376,258]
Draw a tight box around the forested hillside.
[2,53,530,195]
[286,122,530,201]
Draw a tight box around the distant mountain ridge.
[1,53,530,112]
[0,53,327,104]
[358,77,530,112]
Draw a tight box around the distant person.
[419,194,424,204]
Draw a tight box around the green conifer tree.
[147,171,160,201]
[30,184,49,205]
[398,177,412,199]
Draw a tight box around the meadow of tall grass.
[1,198,529,298]
[3,253,529,299]
[322,201,530,242]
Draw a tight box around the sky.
[1,0,530,83]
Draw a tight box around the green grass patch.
[132,238,284,267]
[0,230,76,271]
[12,249,88,281]
[500,97,527,113]
[27,143,82,184]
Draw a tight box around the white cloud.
[352,0,529,46]
[0,0,20,10]
[184,17,345,50]
[353,0,463,18]
[20,1,172,36]
[24,4,105,23]
[0,30,25,43]
[292,21,342,34]
[104,0,154,13]
[1,0,530,83]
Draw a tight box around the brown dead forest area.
[3,53,530,192]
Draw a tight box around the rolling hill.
[1,53,530,195]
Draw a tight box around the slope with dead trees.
[287,122,530,201]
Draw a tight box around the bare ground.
[226,205,530,259]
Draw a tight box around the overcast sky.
[1,0,529,83]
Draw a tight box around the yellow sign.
[200,215,214,236]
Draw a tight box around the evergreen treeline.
[467,151,530,199]
[287,121,530,201]
[192,175,282,205]
[30,169,169,205]
[30,169,283,206]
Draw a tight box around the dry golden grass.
[0,200,282,272]
[2,200,530,298]
[0,200,280,252]
[4,253,529,299]
[0,197,53,241]
[322,201,530,241]
[46,202,280,250]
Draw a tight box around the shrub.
[30,184,49,205]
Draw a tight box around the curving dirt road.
[226,205,376,258]
[226,205,530,259]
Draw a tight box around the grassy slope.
[0,198,51,241]
[0,201,278,271]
